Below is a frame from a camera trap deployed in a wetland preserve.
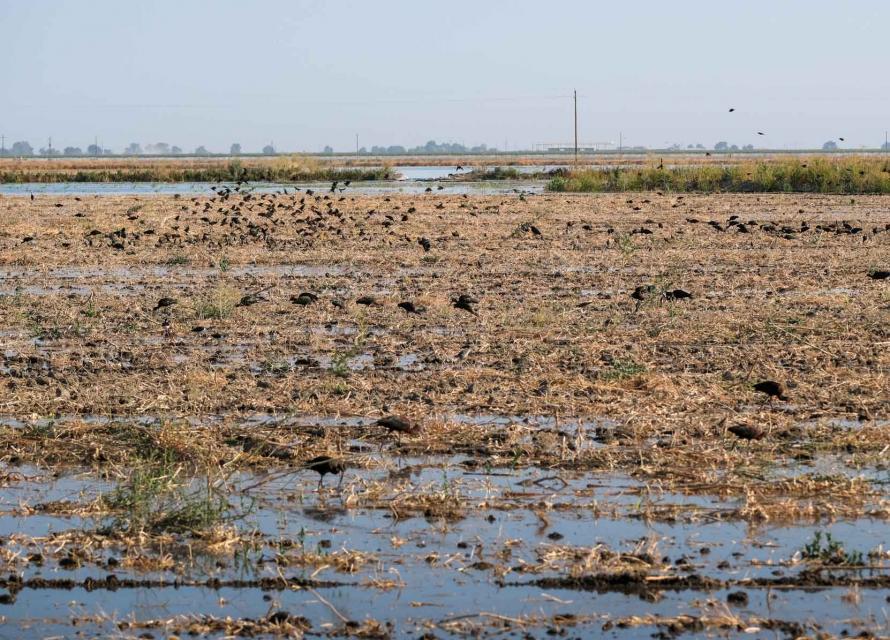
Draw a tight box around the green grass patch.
[548,157,890,194]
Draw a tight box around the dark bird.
[728,108,735,113]
[330,181,338,193]
[290,292,319,306]
[418,237,431,252]
[663,289,693,301]
[452,294,479,315]
[728,424,765,441]
[398,301,423,315]
[839,137,845,142]
[304,455,346,489]
[631,285,657,301]
[866,269,889,280]
[456,165,464,171]
[753,380,788,401]
[153,297,177,311]
[30,193,35,201]
[355,295,378,306]
[757,132,765,136]
[237,292,266,307]
[375,415,420,443]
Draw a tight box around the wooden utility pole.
[573,89,578,166]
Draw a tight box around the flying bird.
[728,108,735,113]
[757,132,765,136]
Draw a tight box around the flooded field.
[0,188,888,638]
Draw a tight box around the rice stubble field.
[0,185,888,638]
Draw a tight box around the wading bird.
[753,380,788,402]
[304,455,346,489]
[452,294,479,315]
[728,424,765,441]
[290,292,318,306]
[375,415,420,444]
[153,297,177,311]
[397,301,423,315]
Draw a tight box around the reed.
[0,155,394,183]
[548,156,890,194]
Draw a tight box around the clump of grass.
[461,166,522,181]
[329,351,352,378]
[104,462,233,534]
[548,156,890,194]
[600,359,647,381]
[194,284,240,320]
[801,531,864,566]
[166,254,190,266]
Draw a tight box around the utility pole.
[94,136,99,157]
[0,134,5,155]
[48,136,53,156]
[573,89,578,167]
[355,133,359,155]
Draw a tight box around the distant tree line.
[2,137,890,156]
[358,140,494,155]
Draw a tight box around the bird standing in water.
[375,415,420,444]
[304,455,346,489]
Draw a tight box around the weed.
[801,531,865,565]
[166,254,190,266]
[194,284,240,320]
[600,359,647,381]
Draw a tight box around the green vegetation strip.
[0,162,393,184]
[547,157,890,194]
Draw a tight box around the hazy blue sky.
[2,0,888,152]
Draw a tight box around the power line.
[573,89,578,167]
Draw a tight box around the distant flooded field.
[0,188,887,637]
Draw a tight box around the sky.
[1,0,888,153]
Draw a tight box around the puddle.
[0,461,887,637]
